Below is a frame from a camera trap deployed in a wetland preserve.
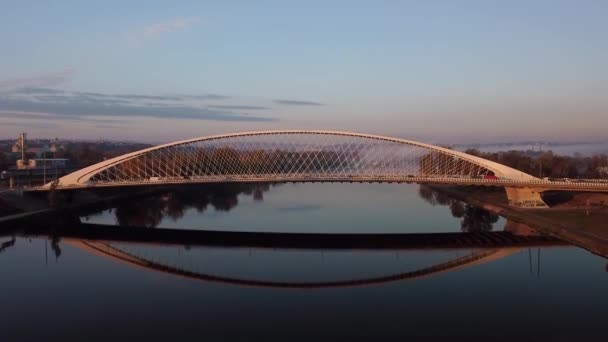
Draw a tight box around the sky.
[0,0,607,144]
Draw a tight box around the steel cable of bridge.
[44,130,546,189]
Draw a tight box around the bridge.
[35,130,608,208]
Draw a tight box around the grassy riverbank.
[432,186,608,258]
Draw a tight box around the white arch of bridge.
[49,130,538,188]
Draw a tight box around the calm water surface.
[1,183,606,341]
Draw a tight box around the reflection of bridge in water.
[70,241,521,289]
[13,222,566,289]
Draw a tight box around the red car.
[483,175,498,180]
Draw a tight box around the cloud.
[0,92,276,122]
[0,68,76,91]
[144,17,201,37]
[182,94,231,100]
[76,91,229,102]
[34,94,133,105]
[75,92,182,101]
[13,87,65,94]
[0,111,128,124]
[0,120,60,129]
[94,124,130,130]
[274,99,324,106]
[208,105,269,110]
[0,86,279,124]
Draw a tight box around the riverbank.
[0,189,137,227]
[433,186,608,258]
[0,198,22,217]
[0,184,236,227]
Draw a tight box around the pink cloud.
[0,67,76,90]
[144,17,201,37]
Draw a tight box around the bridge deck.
[26,175,608,192]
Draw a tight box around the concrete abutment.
[505,187,549,208]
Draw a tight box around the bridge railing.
[28,173,608,191]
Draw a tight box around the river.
[0,183,606,340]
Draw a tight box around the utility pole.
[43,153,46,184]
[538,142,542,178]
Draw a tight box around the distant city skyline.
[1,1,607,143]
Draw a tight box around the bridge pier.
[505,187,548,208]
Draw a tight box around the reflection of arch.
[67,240,520,289]
[49,130,537,188]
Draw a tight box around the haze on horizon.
[0,0,606,144]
